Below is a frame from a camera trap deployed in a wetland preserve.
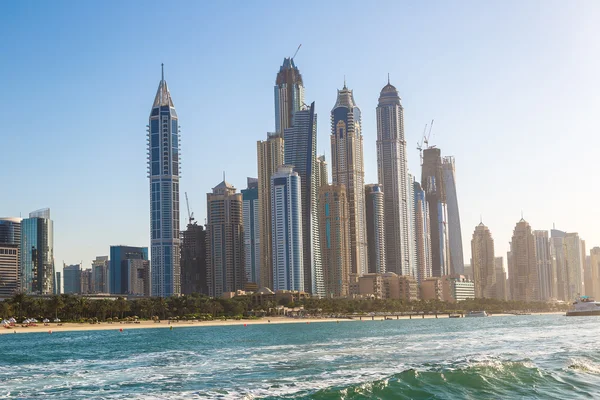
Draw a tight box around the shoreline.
[0,312,565,335]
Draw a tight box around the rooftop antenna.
[387,73,390,84]
[480,214,483,224]
[291,44,302,60]
[161,63,164,81]
[223,171,226,182]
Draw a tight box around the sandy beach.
[0,312,564,335]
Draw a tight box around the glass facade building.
[242,178,260,286]
[148,65,181,297]
[109,245,148,295]
[20,208,54,294]
[0,217,21,297]
[63,263,82,294]
[271,166,304,291]
[442,157,464,275]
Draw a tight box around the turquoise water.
[2,315,600,399]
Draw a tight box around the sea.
[2,314,600,399]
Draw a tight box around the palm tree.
[10,292,28,319]
[0,301,12,319]
[49,295,64,320]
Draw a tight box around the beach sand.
[0,312,564,335]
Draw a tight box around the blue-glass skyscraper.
[148,65,181,297]
[109,245,148,295]
[271,165,304,291]
[20,208,54,294]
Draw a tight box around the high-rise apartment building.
[206,180,245,297]
[319,185,351,297]
[589,247,600,299]
[109,246,148,295]
[421,148,449,277]
[365,184,386,274]
[584,255,593,297]
[257,133,285,289]
[148,65,181,297]
[550,229,568,301]
[508,219,538,302]
[63,264,81,294]
[92,256,109,294]
[271,166,304,291]
[275,57,304,135]
[494,257,507,301]
[442,157,464,275]
[330,83,368,275]
[471,222,496,298]
[564,232,584,299]
[20,208,54,294]
[80,268,92,294]
[0,217,21,297]
[126,259,150,296]
[242,178,260,287]
[533,230,554,301]
[180,222,207,295]
[376,80,410,276]
[413,181,431,283]
[55,272,61,295]
[284,102,323,295]
[316,155,328,188]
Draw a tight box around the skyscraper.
[257,133,285,289]
[20,208,54,294]
[330,82,368,275]
[471,222,496,298]
[109,246,148,295]
[206,180,245,297]
[533,230,553,301]
[284,102,323,295]
[242,177,260,287]
[376,79,410,276]
[180,222,207,295]
[589,247,600,299]
[494,257,507,301]
[442,157,464,275]
[319,184,351,297]
[148,65,181,297]
[421,148,449,277]
[92,256,109,294]
[365,184,386,274]
[413,181,432,283]
[63,263,81,294]
[275,57,304,134]
[550,229,568,301]
[508,219,538,302]
[564,232,584,299]
[271,166,304,292]
[316,155,328,189]
[0,217,21,297]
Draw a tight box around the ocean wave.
[265,360,597,400]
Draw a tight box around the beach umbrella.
[9,317,16,323]
[43,318,49,323]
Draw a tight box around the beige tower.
[589,247,600,299]
[330,83,368,275]
[471,222,496,298]
[206,180,245,297]
[257,133,285,289]
[508,219,539,302]
[316,155,328,188]
[319,184,351,297]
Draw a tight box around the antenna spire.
[343,75,347,89]
[387,73,390,84]
[161,63,164,81]
[223,171,226,182]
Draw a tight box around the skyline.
[3,1,600,275]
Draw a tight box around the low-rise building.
[443,274,475,303]
[420,278,443,301]
[349,272,417,301]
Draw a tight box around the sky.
[2,1,600,277]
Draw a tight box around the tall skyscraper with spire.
[471,222,496,298]
[284,102,324,295]
[148,65,181,297]
[275,57,305,134]
[330,82,368,275]
[508,218,539,302]
[376,78,411,276]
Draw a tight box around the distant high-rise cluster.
[8,57,600,304]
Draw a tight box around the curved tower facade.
[376,81,411,276]
[443,156,464,274]
[330,83,368,275]
[275,58,304,134]
[148,65,181,297]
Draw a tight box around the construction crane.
[185,192,195,225]
[424,119,435,149]
[291,44,302,60]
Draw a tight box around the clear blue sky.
[2,1,600,275]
